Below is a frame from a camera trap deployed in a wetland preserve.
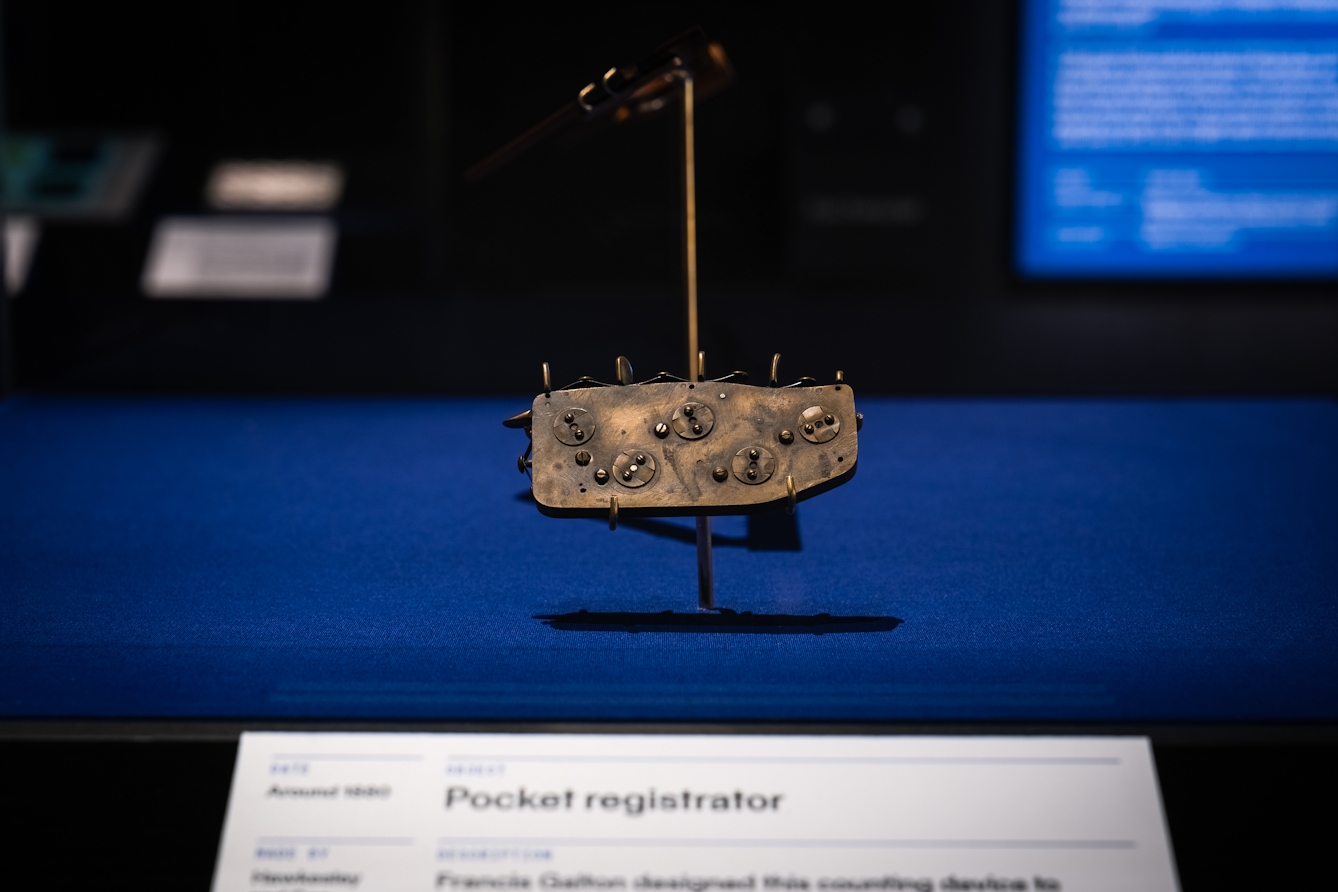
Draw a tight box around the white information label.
[206,161,345,211]
[212,733,1179,892]
[142,217,335,299]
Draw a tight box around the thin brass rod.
[696,515,714,609]
[682,72,713,610]
[683,73,698,379]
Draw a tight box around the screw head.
[748,448,760,461]
[564,412,574,423]
[692,423,702,434]
[622,470,632,480]
[574,450,591,466]
[779,430,794,444]
[635,453,645,464]
[747,467,758,479]
[574,429,584,440]
[712,466,728,482]
[804,422,814,433]
[654,422,669,438]
[683,405,694,417]
[824,414,835,426]
[595,469,608,484]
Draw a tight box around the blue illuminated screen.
[1016,0,1338,278]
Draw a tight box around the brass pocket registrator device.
[473,30,864,607]
[503,355,863,609]
[506,356,861,521]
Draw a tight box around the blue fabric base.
[1,394,1335,722]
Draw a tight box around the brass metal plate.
[529,381,858,517]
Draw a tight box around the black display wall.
[4,1,1335,395]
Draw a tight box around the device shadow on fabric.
[535,609,902,635]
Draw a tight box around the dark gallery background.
[1,2,1334,890]
[3,1,1334,396]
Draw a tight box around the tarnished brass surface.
[529,381,858,518]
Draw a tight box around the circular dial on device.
[612,449,657,487]
[553,408,595,445]
[671,402,714,439]
[798,406,840,444]
[732,446,776,484]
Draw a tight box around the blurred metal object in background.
[464,28,732,182]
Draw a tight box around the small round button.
[732,446,776,485]
[798,406,840,444]
[553,407,595,446]
[671,402,714,439]
[612,450,657,487]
